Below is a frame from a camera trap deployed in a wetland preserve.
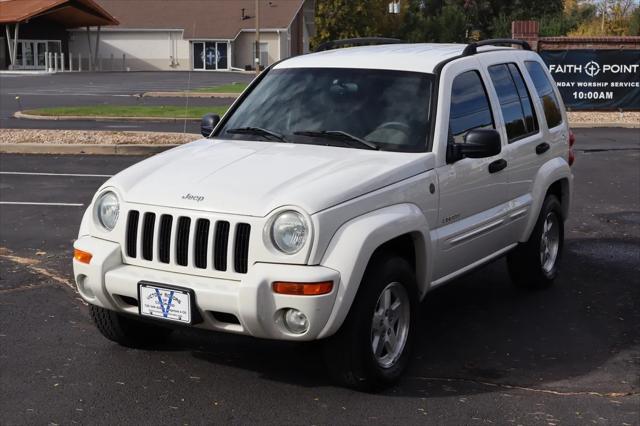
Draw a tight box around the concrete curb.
[0,143,178,155]
[142,91,240,99]
[14,111,201,122]
[569,122,639,129]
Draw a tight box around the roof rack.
[462,38,531,56]
[315,37,405,52]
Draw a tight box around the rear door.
[478,54,569,239]
[480,57,543,235]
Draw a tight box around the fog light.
[284,308,309,334]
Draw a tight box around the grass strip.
[191,83,248,93]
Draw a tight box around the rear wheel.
[90,305,173,347]
[323,254,418,391]
[508,195,564,289]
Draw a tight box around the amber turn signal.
[74,248,92,264]
[272,281,333,296]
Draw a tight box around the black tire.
[323,253,418,391]
[507,195,564,289]
[89,304,173,347]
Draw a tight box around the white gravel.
[567,111,640,125]
[0,129,200,145]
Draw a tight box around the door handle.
[488,159,507,173]
[536,142,550,155]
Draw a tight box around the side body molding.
[520,157,573,242]
[317,203,431,339]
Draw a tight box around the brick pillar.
[512,20,540,51]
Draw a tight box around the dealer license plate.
[138,283,191,324]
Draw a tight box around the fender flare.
[520,157,573,242]
[78,207,91,238]
[317,203,431,339]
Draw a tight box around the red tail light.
[569,130,576,147]
[568,129,576,166]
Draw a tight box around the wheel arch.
[317,203,431,339]
[520,158,573,242]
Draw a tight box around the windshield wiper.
[226,127,288,142]
[293,130,379,150]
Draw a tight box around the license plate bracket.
[138,281,194,324]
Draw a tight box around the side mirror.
[447,129,501,163]
[201,113,221,137]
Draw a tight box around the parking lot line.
[0,201,83,207]
[0,171,112,178]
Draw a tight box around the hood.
[107,138,435,217]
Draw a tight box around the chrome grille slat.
[125,209,251,276]
[226,222,236,274]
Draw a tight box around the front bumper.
[73,236,340,341]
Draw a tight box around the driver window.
[448,70,494,144]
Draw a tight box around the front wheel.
[507,195,564,289]
[323,254,418,391]
[89,305,173,347]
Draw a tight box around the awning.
[0,0,119,27]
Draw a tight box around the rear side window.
[488,63,539,142]
[448,71,494,144]
[525,61,563,128]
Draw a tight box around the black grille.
[158,214,173,264]
[176,217,191,267]
[194,219,210,269]
[126,210,139,258]
[142,212,156,261]
[214,221,230,271]
[124,210,250,274]
[234,223,251,273]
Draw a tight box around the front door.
[13,40,59,69]
[432,64,512,282]
[193,42,229,71]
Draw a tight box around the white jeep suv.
[74,38,574,390]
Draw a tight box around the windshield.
[217,68,434,152]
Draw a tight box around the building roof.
[0,0,118,26]
[94,0,305,39]
[276,43,524,74]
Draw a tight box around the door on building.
[253,42,269,68]
[192,41,229,71]
[13,40,60,69]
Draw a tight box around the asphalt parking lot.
[0,128,638,424]
[0,72,254,133]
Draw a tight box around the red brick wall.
[511,21,640,51]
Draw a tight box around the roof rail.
[462,38,531,56]
[315,37,404,52]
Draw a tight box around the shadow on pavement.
[135,236,639,395]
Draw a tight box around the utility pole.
[255,0,261,76]
[601,0,606,33]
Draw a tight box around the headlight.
[95,191,119,231]
[270,210,308,254]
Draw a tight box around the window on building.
[448,70,494,144]
[525,61,563,129]
[488,63,539,142]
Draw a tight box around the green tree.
[630,6,640,34]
